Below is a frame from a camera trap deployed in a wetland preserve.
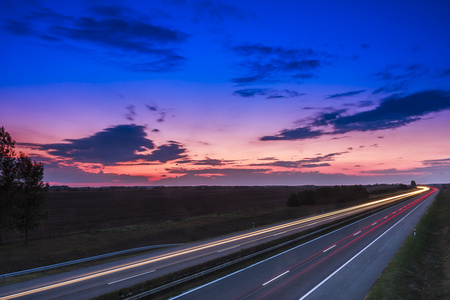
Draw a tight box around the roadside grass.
[366,188,450,299]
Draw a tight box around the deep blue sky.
[1,0,450,186]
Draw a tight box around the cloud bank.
[21,124,187,165]
[261,90,450,141]
[3,4,189,72]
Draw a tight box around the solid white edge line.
[298,191,434,300]
[108,269,155,285]
[168,197,407,300]
[262,270,290,286]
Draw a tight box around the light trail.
[0,187,429,299]
[257,187,436,300]
[298,188,436,300]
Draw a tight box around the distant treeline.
[369,183,412,195]
[287,185,370,207]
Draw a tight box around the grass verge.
[366,188,450,299]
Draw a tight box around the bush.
[286,193,300,207]
[288,185,369,207]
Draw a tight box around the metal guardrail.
[1,243,181,283]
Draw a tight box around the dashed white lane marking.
[218,245,240,253]
[353,231,361,236]
[372,222,377,226]
[272,231,288,236]
[262,270,290,286]
[108,269,155,285]
[323,245,336,253]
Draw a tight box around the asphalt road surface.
[171,187,437,300]
[0,187,433,300]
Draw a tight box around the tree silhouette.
[0,127,17,244]
[0,127,48,244]
[15,153,48,244]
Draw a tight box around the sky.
[1,0,450,187]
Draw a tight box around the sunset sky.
[1,0,449,186]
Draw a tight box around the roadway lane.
[0,187,430,300]
[171,187,437,300]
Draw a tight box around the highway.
[0,187,431,299]
[171,187,437,300]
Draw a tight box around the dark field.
[3,186,310,243]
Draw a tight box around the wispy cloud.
[158,167,375,186]
[357,100,375,107]
[250,152,348,168]
[233,88,305,99]
[360,168,418,175]
[438,68,450,77]
[125,105,136,121]
[145,104,172,123]
[421,157,450,167]
[260,126,325,141]
[191,0,248,21]
[373,64,428,94]
[3,4,189,72]
[326,89,366,99]
[231,43,335,84]
[43,163,151,185]
[261,90,450,141]
[166,0,250,22]
[177,157,236,166]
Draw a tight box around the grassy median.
[366,188,450,299]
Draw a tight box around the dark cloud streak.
[372,64,428,94]
[231,43,335,85]
[233,88,305,99]
[260,126,325,141]
[250,152,347,168]
[326,89,366,99]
